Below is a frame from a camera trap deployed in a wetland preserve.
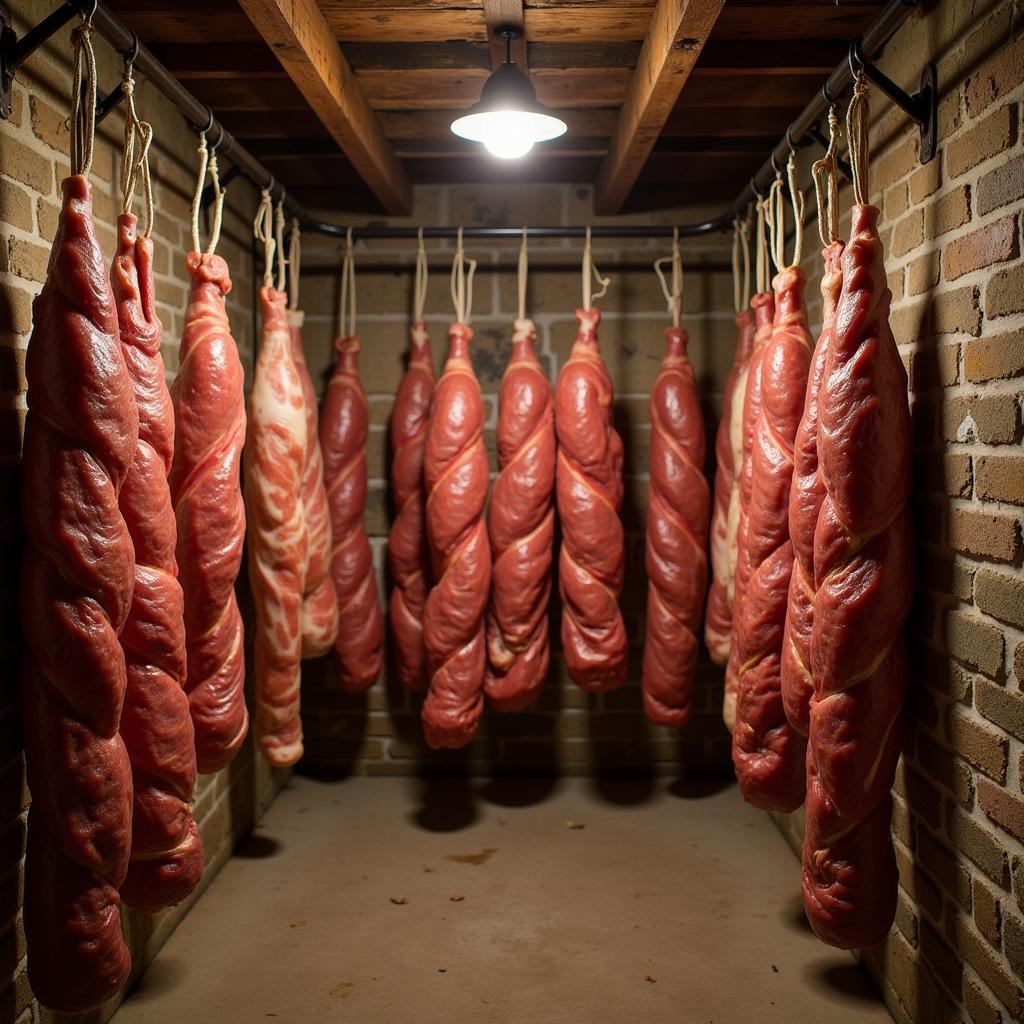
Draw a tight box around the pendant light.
[450,26,567,160]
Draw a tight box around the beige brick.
[965,37,1024,118]
[978,679,1024,742]
[0,284,33,335]
[948,803,1010,886]
[948,507,1021,563]
[949,102,1017,177]
[976,568,1024,629]
[3,135,52,194]
[884,181,909,220]
[975,454,1024,505]
[942,393,1019,444]
[1008,913,1024,983]
[29,93,70,155]
[910,160,942,204]
[0,180,32,233]
[907,250,940,296]
[914,450,971,496]
[945,216,1018,281]
[892,209,925,258]
[978,152,1024,217]
[874,134,919,188]
[36,196,59,243]
[979,776,1024,846]
[934,285,981,336]
[917,732,974,811]
[964,974,1002,1024]
[891,298,933,347]
[925,185,971,240]
[0,348,26,394]
[974,879,1003,947]
[986,264,1024,319]
[6,237,50,284]
[952,910,1024,1016]
[965,329,1024,383]
[946,706,1008,779]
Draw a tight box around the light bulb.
[482,127,535,159]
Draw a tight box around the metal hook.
[209,121,225,152]
[848,36,864,79]
[749,177,763,202]
[770,150,782,177]
[264,174,275,195]
[821,79,837,106]
[122,29,139,67]
[80,0,98,24]
[786,125,799,157]
[195,107,214,137]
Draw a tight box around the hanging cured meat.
[170,224,248,773]
[287,307,338,656]
[423,307,491,746]
[486,316,555,711]
[731,255,812,813]
[112,207,203,910]
[19,170,136,1010]
[642,325,709,726]
[321,336,383,691]
[705,310,755,665]
[781,241,844,735]
[803,87,912,949]
[555,305,627,691]
[389,320,435,691]
[722,291,774,731]
[246,278,308,767]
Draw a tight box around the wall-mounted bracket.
[850,36,938,164]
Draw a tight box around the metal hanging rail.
[0,0,934,241]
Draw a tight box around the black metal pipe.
[8,0,78,69]
[302,222,727,241]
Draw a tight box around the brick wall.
[0,2,286,1020]
[289,187,739,779]
[769,2,1024,1022]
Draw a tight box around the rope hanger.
[813,106,842,248]
[582,226,610,311]
[517,227,528,323]
[847,70,871,206]
[119,55,154,237]
[413,226,428,323]
[192,132,226,256]
[653,226,683,328]
[731,216,751,314]
[69,12,97,178]
[339,226,357,338]
[253,188,274,287]
[288,218,301,310]
[450,226,477,326]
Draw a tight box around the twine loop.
[450,226,477,325]
[288,218,301,310]
[413,227,428,323]
[120,61,154,236]
[654,226,683,327]
[847,71,871,206]
[253,188,274,287]
[517,227,528,322]
[813,106,842,247]
[70,16,97,177]
[339,227,357,337]
[582,226,610,310]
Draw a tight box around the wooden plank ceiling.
[105,0,888,215]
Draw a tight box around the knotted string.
[191,133,226,255]
[813,106,842,247]
[767,169,786,275]
[274,200,286,294]
[450,226,477,325]
[847,71,871,206]
[517,227,529,322]
[786,150,805,269]
[253,188,274,288]
[582,226,610,310]
[413,227,428,322]
[120,62,154,237]
[288,219,301,310]
[654,226,683,328]
[755,195,769,295]
[339,227,357,338]
[732,216,751,313]
[70,17,97,177]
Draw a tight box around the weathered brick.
[884,180,909,220]
[978,680,1024,743]
[897,839,945,922]
[893,209,925,258]
[949,508,1021,563]
[987,264,1024,319]
[947,708,1008,780]
[28,94,70,154]
[1018,643,1024,687]
[976,454,1024,506]
[908,249,941,296]
[910,160,942,203]
[965,37,1024,118]
[915,451,971,497]
[3,135,52,194]
[934,285,981,336]
[949,801,1011,888]
[948,103,1017,177]
[926,185,972,240]
[966,330,1024,383]
[943,393,1019,444]
[0,348,26,394]
[945,216,1018,281]
[0,180,32,233]
[978,152,1024,217]
[917,731,975,808]
[976,568,1024,628]
[36,197,59,243]
[918,816,973,905]
[979,776,1024,845]
[1008,913,1024,981]
[964,974,1002,1024]
[953,909,1024,1014]
[0,284,33,335]
[975,879,1003,947]
[5,238,50,285]
[922,916,965,988]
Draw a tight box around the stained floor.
[112,775,893,1024]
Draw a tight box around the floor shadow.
[234,833,284,859]
[668,775,734,800]
[412,773,478,833]
[480,775,559,808]
[118,955,189,1005]
[778,890,814,935]
[802,960,884,1004]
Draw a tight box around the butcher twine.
[191,134,225,257]
[755,192,770,296]
[119,62,153,236]
[654,226,683,328]
[274,199,287,295]
[732,216,751,315]
[413,227,429,323]
[581,225,610,310]
[813,107,842,248]
[288,218,301,310]
[517,226,529,322]
[253,188,275,288]
[848,71,871,206]
[69,17,96,177]
[450,226,477,325]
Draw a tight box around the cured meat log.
[486,317,555,712]
[19,174,136,1012]
[288,309,338,657]
[555,307,627,691]
[170,251,248,774]
[781,242,844,735]
[320,335,383,692]
[643,326,710,727]
[246,287,308,766]
[112,212,203,910]
[705,310,755,665]
[803,203,912,949]
[388,321,435,691]
[423,323,491,747]
[732,266,812,812]
[722,293,774,730]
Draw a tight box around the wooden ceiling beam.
[483,0,526,69]
[594,0,725,214]
[236,0,412,214]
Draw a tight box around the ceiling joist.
[236,0,412,214]
[595,0,726,214]
[483,0,527,69]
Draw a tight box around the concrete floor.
[112,775,893,1024]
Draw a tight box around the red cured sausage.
[705,310,755,665]
[486,317,555,712]
[642,326,710,727]
[320,335,383,692]
[555,307,627,691]
[803,203,912,949]
[722,293,774,731]
[780,241,844,735]
[422,323,491,747]
[19,174,135,1012]
[731,265,812,813]
[247,287,308,766]
[287,310,338,657]
[170,252,248,774]
[388,321,435,691]
[112,211,203,910]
